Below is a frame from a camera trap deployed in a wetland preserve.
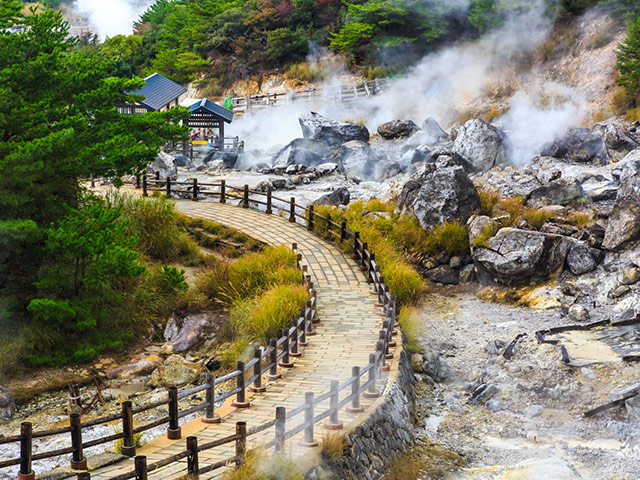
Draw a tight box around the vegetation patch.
[222,449,303,480]
[398,306,421,353]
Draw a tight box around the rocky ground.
[391,290,640,480]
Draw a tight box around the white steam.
[231,0,587,168]
[73,0,155,39]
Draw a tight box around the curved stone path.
[89,200,395,479]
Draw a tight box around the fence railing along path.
[3,179,401,480]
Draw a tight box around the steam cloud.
[232,0,587,169]
[73,0,155,39]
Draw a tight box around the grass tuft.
[476,185,501,217]
[319,433,347,461]
[424,221,469,257]
[398,306,421,353]
[472,225,494,249]
[222,449,303,480]
[522,209,553,230]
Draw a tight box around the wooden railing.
[228,78,391,114]
[3,178,401,479]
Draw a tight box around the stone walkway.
[89,200,393,479]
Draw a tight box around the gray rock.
[422,350,449,382]
[163,314,210,353]
[313,187,350,206]
[568,304,590,322]
[470,384,498,404]
[395,164,480,230]
[147,151,178,180]
[566,243,597,275]
[609,284,631,299]
[468,215,497,246]
[316,162,338,175]
[399,145,434,169]
[459,264,476,283]
[0,385,15,420]
[527,180,585,208]
[271,139,324,168]
[625,395,640,421]
[377,119,420,139]
[426,265,459,285]
[373,158,403,182]
[612,148,640,181]
[541,128,608,163]
[609,380,640,401]
[299,112,369,147]
[269,178,286,189]
[331,140,382,180]
[452,119,508,172]
[473,228,573,286]
[603,173,640,251]
[203,151,238,169]
[173,155,191,167]
[150,355,205,388]
[580,178,618,202]
[621,266,640,285]
[422,117,448,143]
[593,123,638,152]
[523,404,544,418]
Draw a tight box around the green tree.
[618,13,640,94]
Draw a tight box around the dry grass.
[319,433,347,461]
[285,62,325,82]
[222,449,303,480]
[522,209,553,230]
[471,225,494,249]
[567,211,593,228]
[476,185,502,217]
[398,306,421,353]
[498,196,526,226]
[424,222,469,257]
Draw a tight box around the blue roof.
[188,98,234,123]
[127,73,187,112]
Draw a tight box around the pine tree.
[617,13,640,94]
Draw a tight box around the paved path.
[90,200,392,479]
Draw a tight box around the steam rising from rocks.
[73,0,155,39]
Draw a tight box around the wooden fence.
[2,177,400,479]
[228,78,391,114]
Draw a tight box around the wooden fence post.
[278,328,294,368]
[121,401,136,456]
[275,407,286,453]
[363,353,379,398]
[134,456,148,480]
[266,190,272,214]
[235,422,247,467]
[301,392,318,447]
[202,373,220,424]
[249,348,266,393]
[155,171,160,181]
[166,178,171,198]
[187,436,199,478]
[77,472,90,479]
[299,308,309,347]
[266,338,281,380]
[340,221,347,243]
[324,380,343,430]
[70,414,87,470]
[242,184,249,208]
[18,422,34,480]
[232,361,251,408]
[220,179,226,203]
[307,205,314,231]
[361,243,368,270]
[191,178,198,201]
[346,366,364,413]
[289,318,301,358]
[289,197,296,223]
[142,175,148,197]
[353,232,360,259]
[167,387,181,440]
[135,175,140,189]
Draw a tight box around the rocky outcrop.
[150,355,204,388]
[592,123,638,152]
[526,180,585,207]
[468,215,497,245]
[0,385,15,420]
[473,228,573,285]
[395,164,480,230]
[204,151,238,169]
[163,314,210,354]
[148,151,178,180]
[566,243,598,275]
[270,138,326,167]
[106,352,164,379]
[452,119,507,172]
[330,140,382,180]
[541,128,608,164]
[313,186,350,206]
[377,120,419,139]
[603,173,640,251]
[422,117,448,143]
[299,112,369,147]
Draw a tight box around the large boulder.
[602,173,640,251]
[148,151,178,180]
[592,123,638,152]
[399,145,434,170]
[526,180,585,208]
[566,243,598,275]
[541,128,608,164]
[330,140,382,180]
[422,118,449,143]
[473,228,573,285]
[452,119,508,172]
[150,355,205,388]
[204,151,238,169]
[299,112,369,147]
[0,386,15,420]
[377,120,420,139]
[106,352,164,379]
[270,138,326,168]
[612,148,640,181]
[395,164,480,230]
[163,314,210,354]
[313,187,350,206]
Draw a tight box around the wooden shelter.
[186,98,234,142]
[118,73,187,114]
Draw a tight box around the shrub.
[424,222,470,257]
[220,338,252,369]
[132,264,194,321]
[522,209,553,230]
[285,62,325,82]
[476,185,501,217]
[320,433,347,461]
[397,306,421,353]
[222,449,303,480]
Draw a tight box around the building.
[118,73,187,115]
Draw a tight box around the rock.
[426,265,459,285]
[452,119,508,172]
[526,180,585,207]
[0,385,15,420]
[411,353,425,372]
[475,165,542,198]
[609,284,631,299]
[621,266,640,285]
[541,128,608,163]
[580,178,618,202]
[173,155,192,168]
[459,264,476,283]
[395,164,481,230]
[269,178,287,189]
[612,148,640,181]
[581,367,596,379]
[299,112,370,147]
[625,395,640,421]
[313,186,350,206]
[602,173,640,251]
[568,304,590,322]
[163,314,210,353]
[449,256,463,269]
[523,404,544,418]
[566,243,597,275]
[468,215,497,245]
[377,119,420,139]
[272,144,324,169]
[203,150,238,169]
[470,384,498,404]
[147,151,178,180]
[106,353,164,379]
[399,145,434,169]
[609,380,640,401]
[422,350,449,382]
[422,117,448,143]
[473,228,573,286]
[593,123,638,152]
[150,355,204,388]
[331,140,382,180]
[316,162,338,175]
